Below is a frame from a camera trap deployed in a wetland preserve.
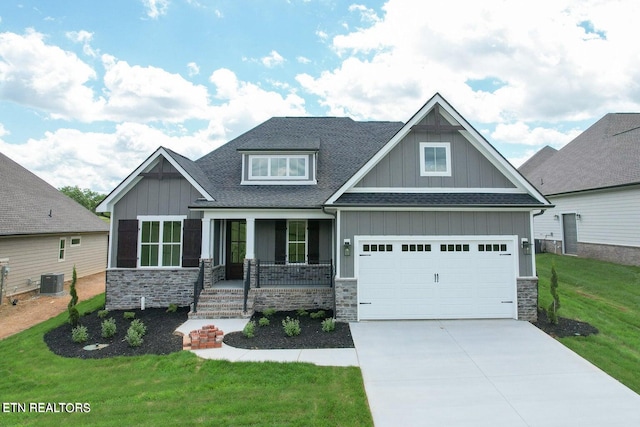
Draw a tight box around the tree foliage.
[59,185,105,214]
[547,264,561,325]
[68,265,80,327]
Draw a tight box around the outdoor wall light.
[343,238,351,257]
[576,213,582,220]
[521,238,531,255]
[553,214,560,220]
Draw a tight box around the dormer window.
[242,152,316,185]
[249,155,308,180]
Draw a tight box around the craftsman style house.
[97,94,550,322]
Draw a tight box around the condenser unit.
[40,273,64,295]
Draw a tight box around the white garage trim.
[355,235,519,321]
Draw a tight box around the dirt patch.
[223,310,354,349]
[533,309,599,338]
[44,307,188,359]
[0,272,106,340]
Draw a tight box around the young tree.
[547,264,561,325]
[68,265,80,326]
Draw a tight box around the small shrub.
[296,309,309,317]
[166,303,178,313]
[321,317,336,332]
[310,310,326,319]
[129,319,147,336]
[258,317,270,327]
[547,264,561,325]
[124,328,143,347]
[262,308,276,317]
[97,309,109,319]
[101,318,117,338]
[123,312,136,320]
[282,316,301,337]
[243,321,256,338]
[71,325,88,343]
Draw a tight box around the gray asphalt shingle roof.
[333,192,543,207]
[520,113,640,195]
[0,151,109,236]
[192,117,404,208]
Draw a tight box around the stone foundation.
[578,242,640,267]
[257,263,332,286]
[106,268,199,310]
[517,277,538,322]
[334,278,357,322]
[251,287,333,312]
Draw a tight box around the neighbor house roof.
[520,113,640,195]
[0,151,109,236]
[517,145,557,178]
[191,117,404,209]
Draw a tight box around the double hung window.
[287,220,307,263]
[139,217,183,267]
[420,142,451,176]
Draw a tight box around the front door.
[226,220,246,280]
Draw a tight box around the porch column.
[245,217,255,259]
[200,218,212,259]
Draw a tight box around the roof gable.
[96,147,213,212]
[520,113,640,195]
[326,93,549,206]
[0,152,108,236]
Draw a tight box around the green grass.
[0,295,373,426]
[537,253,640,393]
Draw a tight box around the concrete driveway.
[350,320,640,427]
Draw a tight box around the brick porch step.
[188,288,254,319]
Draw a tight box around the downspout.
[531,210,546,316]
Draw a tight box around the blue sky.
[0,0,638,193]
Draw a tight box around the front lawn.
[0,295,373,426]
[536,253,640,394]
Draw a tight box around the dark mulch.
[44,307,189,359]
[223,310,354,349]
[533,309,599,338]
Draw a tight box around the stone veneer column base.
[517,277,538,322]
[251,287,333,312]
[334,278,357,323]
[106,268,199,310]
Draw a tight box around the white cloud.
[0,29,103,121]
[141,0,169,19]
[298,0,640,125]
[261,50,285,68]
[348,4,381,24]
[297,56,311,64]
[101,54,211,123]
[187,61,200,76]
[0,122,9,137]
[208,68,307,139]
[66,30,98,57]
[491,122,581,148]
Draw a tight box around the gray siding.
[254,219,332,261]
[109,168,203,267]
[0,232,107,295]
[356,113,514,188]
[339,210,532,277]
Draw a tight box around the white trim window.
[138,216,185,267]
[420,142,451,176]
[70,236,81,247]
[249,155,308,180]
[58,238,66,261]
[287,220,307,264]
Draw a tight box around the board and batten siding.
[255,219,332,261]
[533,186,640,248]
[109,172,203,268]
[355,114,515,189]
[0,232,107,295]
[339,210,532,277]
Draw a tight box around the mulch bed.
[532,309,599,338]
[223,310,355,349]
[44,307,188,359]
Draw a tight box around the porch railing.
[192,261,205,313]
[255,260,333,288]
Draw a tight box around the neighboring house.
[97,93,550,322]
[0,152,109,301]
[519,113,640,266]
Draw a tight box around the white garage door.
[357,237,517,320]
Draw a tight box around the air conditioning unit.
[40,273,64,295]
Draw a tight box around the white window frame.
[286,219,308,264]
[58,238,66,262]
[70,236,81,247]
[419,142,451,177]
[137,215,186,268]
[248,154,309,181]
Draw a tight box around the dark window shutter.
[308,220,320,264]
[117,220,138,268]
[182,219,202,267]
[275,220,286,264]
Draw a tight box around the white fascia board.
[333,206,536,213]
[200,208,334,220]
[96,147,213,212]
[346,187,527,194]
